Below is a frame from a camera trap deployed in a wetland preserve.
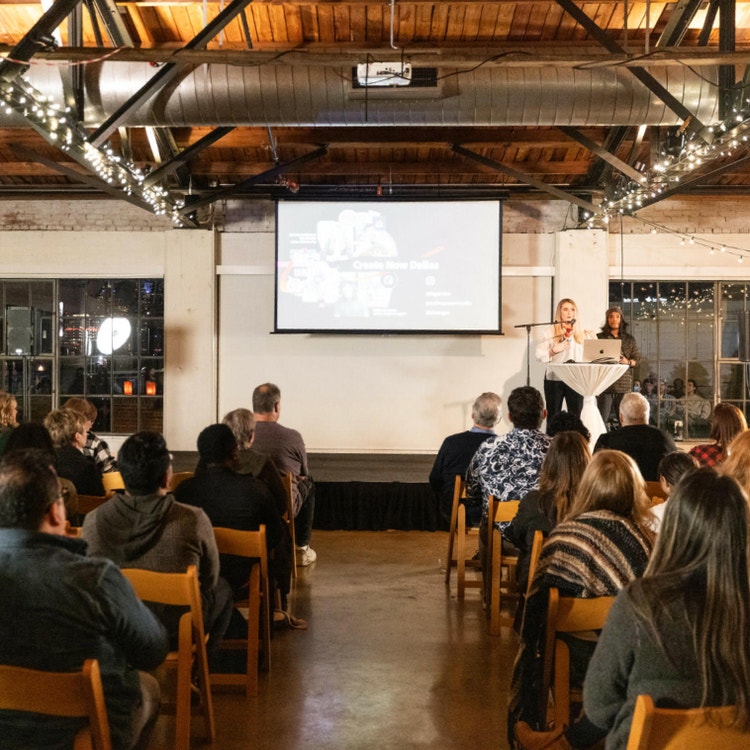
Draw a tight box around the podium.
[547,363,628,447]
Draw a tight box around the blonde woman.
[535,298,592,420]
[0,391,18,456]
[509,450,655,744]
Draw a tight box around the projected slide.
[275,200,501,333]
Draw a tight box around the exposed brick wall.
[2,195,750,235]
[0,199,172,231]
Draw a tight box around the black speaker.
[738,311,750,362]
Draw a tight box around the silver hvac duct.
[1,62,720,128]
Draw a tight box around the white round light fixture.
[96,317,131,354]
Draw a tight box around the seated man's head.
[252,383,281,417]
[197,424,237,469]
[44,409,86,450]
[0,449,64,532]
[119,432,172,496]
[222,408,255,449]
[471,392,501,429]
[507,386,545,430]
[619,392,649,426]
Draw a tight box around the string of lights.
[0,73,187,225]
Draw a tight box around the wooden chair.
[101,470,124,495]
[211,526,271,697]
[280,472,297,579]
[0,658,112,750]
[626,693,747,749]
[444,475,482,597]
[169,471,194,493]
[542,587,616,730]
[77,494,109,516]
[488,498,521,635]
[121,565,215,750]
[516,529,545,632]
[645,480,667,505]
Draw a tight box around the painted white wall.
[217,231,559,453]
[0,229,216,451]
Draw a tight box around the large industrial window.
[0,278,163,434]
[608,280,749,440]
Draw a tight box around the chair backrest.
[626,694,746,750]
[101,471,124,494]
[121,564,203,633]
[169,471,194,493]
[77,494,109,516]
[0,658,112,750]
[645,480,667,504]
[487,497,521,566]
[526,529,545,600]
[213,525,268,582]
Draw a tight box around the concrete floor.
[150,530,517,750]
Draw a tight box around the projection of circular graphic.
[96,317,131,354]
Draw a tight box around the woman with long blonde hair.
[690,401,747,467]
[535,298,592,420]
[510,450,655,746]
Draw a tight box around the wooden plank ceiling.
[1,0,750,215]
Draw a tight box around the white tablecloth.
[547,363,629,447]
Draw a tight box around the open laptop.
[582,338,622,364]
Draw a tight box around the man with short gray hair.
[430,392,502,527]
[594,391,676,480]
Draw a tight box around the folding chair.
[168,471,194,493]
[488,498,521,635]
[211,526,271,697]
[101,471,125,495]
[121,565,215,750]
[626,694,747,750]
[444,475,482,597]
[0,658,112,750]
[542,587,615,730]
[280,472,297,578]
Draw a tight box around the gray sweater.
[584,585,738,748]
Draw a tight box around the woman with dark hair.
[509,450,655,745]
[506,431,591,594]
[517,468,750,749]
[651,451,698,532]
[689,401,747,467]
[596,306,640,426]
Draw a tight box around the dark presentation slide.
[275,200,502,333]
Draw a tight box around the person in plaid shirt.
[689,402,747,468]
[62,397,118,473]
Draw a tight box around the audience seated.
[0,391,18,456]
[505,431,591,596]
[465,386,550,597]
[689,402,747,467]
[593,392,676,481]
[44,408,105,497]
[252,383,317,567]
[62,397,118,473]
[222,407,288,517]
[174,424,294,616]
[82,431,233,669]
[650,452,699,532]
[429,391,501,527]
[518,469,750,749]
[0,449,167,750]
[509,450,655,744]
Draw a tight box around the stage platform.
[172,452,446,532]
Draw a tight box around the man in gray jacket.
[83,431,232,667]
